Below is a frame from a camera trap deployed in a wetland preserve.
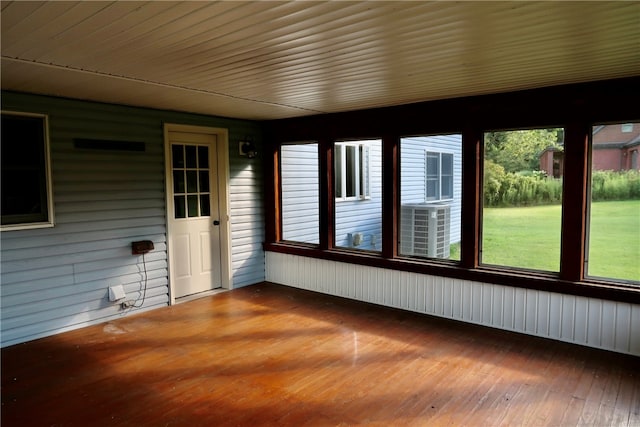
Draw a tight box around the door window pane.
[400,135,462,260]
[199,171,209,193]
[172,145,184,168]
[280,143,319,244]
[198,146,209,168]
[174,196,186,219]
[200,195,211,217]
[172,143,211,220]
[586,122,640,283]
[482,128,564,271]
[186,171,198,193]
[185,145,197,168]
[173,171,185,194]
[187,195,199,217]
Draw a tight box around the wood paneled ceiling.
[2,1,639,120]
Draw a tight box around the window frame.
[1,110,55,231]
[263,77,640,304]
[425,149,455,202]
[584,121,640,284]
[479,126,565,274]
[334,141,371,201]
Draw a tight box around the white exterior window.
[1,111,54,231]
[335,142,371,201]
[425,151,454,201]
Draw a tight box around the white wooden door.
[167,131,222,298]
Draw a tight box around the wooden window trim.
[262,77,640,305]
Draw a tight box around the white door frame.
[164,123,233,304]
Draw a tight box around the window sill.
[1,221,55,232]
[263,241,640,304]
[335,196,371,202]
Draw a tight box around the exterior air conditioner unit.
[400,203,451,258]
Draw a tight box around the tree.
[485,129,561,173]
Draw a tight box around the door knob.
[213,220,220,226]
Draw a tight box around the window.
[335,139,381,251]
[281,143,319,244]
[1,111,54,230]
[481,128,564,272]
[586,122,640,283]
[400,135,462,260]
[622,123,634,133]
[335,142,370,200]
[426,151,454,201]
[265,79,640,303]
[172,144,211,218]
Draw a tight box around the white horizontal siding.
[400,134,462,244]
[1,91,265,346]
[228,128,265,287]
[266,252,640,356]
[0,95,168,347]
[280,137,464,252]
[281,143,320,244]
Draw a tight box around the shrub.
[485,168,639,207]
[484,169,562,207]
[483,160,505,206]
[591,170,640,201]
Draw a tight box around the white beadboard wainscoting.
[266,252,640,356]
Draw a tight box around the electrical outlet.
[120,300,135,309]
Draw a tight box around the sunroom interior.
[1,1,639,425]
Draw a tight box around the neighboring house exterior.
[400,135,462,248]
[539,147,565,178]
[280,140,384,250]
[280,143,320,245]
[280,135,462,253]
[0,91,265,347]
[539,123,640,176]
[591,123,640,171]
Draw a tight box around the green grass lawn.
[482,200,640,282]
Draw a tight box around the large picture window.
[400,135,462,261]
[1,111,54,230]
[334,139,381,251]
[481,128,564,272]
[586,122,640,283]
[265,79,640,304]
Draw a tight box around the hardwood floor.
[2,282,639,426]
